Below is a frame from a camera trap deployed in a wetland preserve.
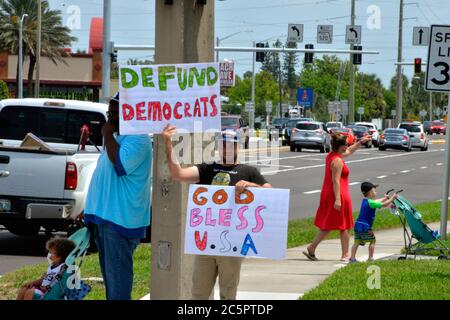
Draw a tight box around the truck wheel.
[290,145,295,152]
[5,224,40,236]
[320,145,325,153]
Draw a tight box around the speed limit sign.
[426,25,450,92]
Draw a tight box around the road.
[0,135,447,275]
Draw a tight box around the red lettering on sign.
[122,104,135,121]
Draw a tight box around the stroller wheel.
[437,255,448,260]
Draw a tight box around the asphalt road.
[0,135,447,275]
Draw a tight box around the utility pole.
[151,0,215,299]
[251,41,255,130]
[101,0,111,101]
[348,0,356,123]
[35,0,41,98]
[429,92,432,121]
[396,0,404,125]
[18,14,28,99]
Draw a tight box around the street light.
[216,29,253,62]
[18,13,28,99]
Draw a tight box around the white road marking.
[377,175,387,179]
[304,190,321,194]
[400,170,410,173]
[349,182,360,186]
[263,150,440,175]
[420,166,428,169]
[436,163,443,166]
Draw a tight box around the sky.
[48,0,450,87]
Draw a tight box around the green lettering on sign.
[141,67,155,88]
[158,66,176,91]
[177,68,188,91]
[188,67,206,88]
[207,66,219,86]
[120,68,139,89]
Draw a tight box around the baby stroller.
[40,227,92,300]
[389,191,450,260]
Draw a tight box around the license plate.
[0,199,11,213]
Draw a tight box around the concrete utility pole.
[18,14,28,99]
[348,0,356,123]
[396,0,404,125]
[251,41,256,130]
[101,0,111,101]
[151,0,215,300]
[35,0,41,98]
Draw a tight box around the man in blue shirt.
[84,93,152,300]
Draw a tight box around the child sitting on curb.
[16,238,76,300]
[350,182,398,263]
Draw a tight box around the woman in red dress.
[303,132,371,262]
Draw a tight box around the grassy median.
[0,199,447,300]
[301,260,450,300]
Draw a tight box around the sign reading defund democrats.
[119,63,221,134]
[185,185,290,260]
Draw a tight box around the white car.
[397,122,429,151]
[354,122,380,147]
[0,98,107,236]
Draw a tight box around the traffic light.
[414,58,422,74]
[304,44,314,64]
[352,45,362,65]
[111,49,118,64]
[256,42,265,62]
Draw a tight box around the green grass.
[400,234,450,257]
[0,200,447,300]
[301,260,450,300]
[287,200,447,248]
[0,244,151,300]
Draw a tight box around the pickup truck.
[0,98,107,236]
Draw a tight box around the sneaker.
[349,258,358,263]
[367,257,375,262]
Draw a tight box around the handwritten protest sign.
[184,185,290,260]
[119,63,221,134]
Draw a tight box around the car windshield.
[432,121,446,126]
[357,124,375,129]
[296,123,320,130]
[385,129,405,135]
[399,124,421,132]
[287,120,299,127]
[350,126,368,133]
[0,105,105,145]
[221,117,238,127]
[326,122,341,128]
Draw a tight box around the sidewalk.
[218,221,445,300]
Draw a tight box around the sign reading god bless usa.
[184,185,290,260]
[119,63,221,134]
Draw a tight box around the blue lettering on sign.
[240,233,258,256]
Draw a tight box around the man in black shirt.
[162,124,272,300]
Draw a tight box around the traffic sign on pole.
[317,25,333,44]
[287,23,303,43]
[245,101,254,112]
[357,107,364,115]
[413,26,430,46]
[345,25,361,45]
[425,25,450,92]
[425,25,450,240]
[265,101,273,113]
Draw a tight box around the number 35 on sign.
[426,25,450,92]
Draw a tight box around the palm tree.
[0,0,76,97]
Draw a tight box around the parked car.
[0,98,107,236]
[378,128,412,152]
[329,127,356,145]
[397,122,429,151]
[326,122,343,130]
[282,118,300,146]
[269,117,290,142]
[347,125,372,148]
[290,121,331,153]
[429,120,447,135]
[354,122,380,147]
[221,114,249,149]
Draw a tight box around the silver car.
[290,121,331,153]
[379,128,412,152]
[397,122,429,151]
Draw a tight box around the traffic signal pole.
[150,0,215,299]
[348,0,356,123]
[101,0,111,101]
